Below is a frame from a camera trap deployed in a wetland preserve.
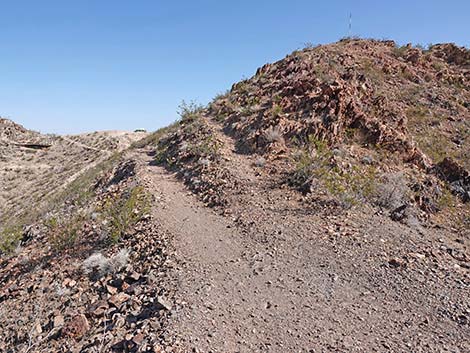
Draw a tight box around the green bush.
[290,135,377,207]
[272,104,283,118]
[178,100,204,122]
[0,226,23,255]
[392,45,407,58]
[45,215,85,251]
[101,186,151,243]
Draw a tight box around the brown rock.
[62,314,90,339]
[156,296,172,311]
[53,315,65,328]
[89,300,109,317]
[106,284,118,295]
[132,333,145,345]
[109,292,130,307]
[388,258,406,268]
[128,271,141,281]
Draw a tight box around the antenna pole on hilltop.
[349,12,352,37]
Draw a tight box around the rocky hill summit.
[0,39,469,352]
[0,118,46,143]
[213,40,469,167]
[156,38,470,223]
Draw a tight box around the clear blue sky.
[1,1,468,134]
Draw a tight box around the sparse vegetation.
[178,100,204,121]
[46,214,87,251]
[392,45,408,58]
[374,172,409,210]
[263,126,283,143]
[272,104,283,118]
[188,135,220,159]
[214,111,228,122]
[130,122,179,149]
[360,58,385,83]
[303,42,316,49]
[0,226,23,255]
[406,106,458,163]
[100,186,151,243]
[437,185,456,211]
[82,248,129,277]
[2,37,470,352]
[313,64,334,82]
[234,80,253,95]
[289,136,378,207]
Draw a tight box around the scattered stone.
[62,314,90,339]
[128,271,141,282]
[109,292,130,307]
[53,315,65,328]
[106,284,118,295]
[156,296,172,311]
[132,333,145,345]
[390,205,408,222]
[436,158,470,202]
[89,300,109,317]
[388,258,406,268]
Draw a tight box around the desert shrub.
[53,152,123,207]
[154,118,221,167]
[178,100,204,121]
[272,94,282,103]
[303,42,316,49]
[83,248,129,277]
[406,105,428,124]
[414,43,426,51]
[234,80,253,95]
[100,186,151,243]
[392,45,408,58]
[263,126,283,143]
[0,152,123,234]
[316,165,377,208]
[212,90,230,102]
[360,58,385,83]
[0,226,23,255]
[437,186,455,210]
[214,112,228,122]
[374,173,410,210]
[188,135,220,159]
[431,60,445,71]
[406,106,457,163]
[46,214,86,251]
[289,136,377,207]
[272,104,283,118]
[239,105,254,117]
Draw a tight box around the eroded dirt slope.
[0,118,147,228]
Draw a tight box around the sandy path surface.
[131,144,469,353]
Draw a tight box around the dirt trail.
[134,151,329,352]
[131,144,470,353]
[60,135,108,153]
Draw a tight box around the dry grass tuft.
[82,249,130,277]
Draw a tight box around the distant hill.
[0,118,146,228]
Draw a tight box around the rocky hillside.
[0,118,147,233]
[0,39,469,352]
[156,39,470,225]
[213,40,469,167]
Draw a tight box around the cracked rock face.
[437,157,470,202]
